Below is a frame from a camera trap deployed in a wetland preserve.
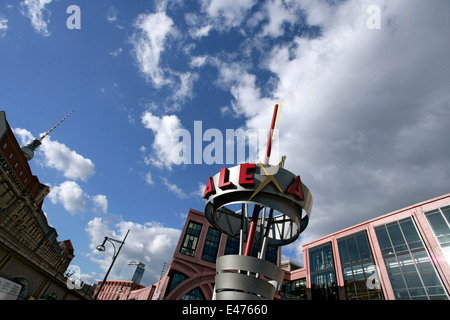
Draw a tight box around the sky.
[0,0,449,287]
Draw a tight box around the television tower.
[21,110,75,161]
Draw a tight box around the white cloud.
[92,195,108,214]
[173,71,199,103]
[106,6,118,23]
[49,180,87,215]
[145,171,154,185]
[109,48,122,57]
[0,15,7,37]
[130,10,175,87]
[260,0,299,37]
[218,0,450,262]
[201,0,257,30]
[40,135,95,182]
[13,128,95,182]
[20,0,53,36]
[12,128,34,145]
[161,177,188,199]
[190,55,208,68]
[141,111,185,169]
[86,217,181,286]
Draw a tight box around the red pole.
[244,103,280,256]
[244,205,261,256]
[263,104,279,165]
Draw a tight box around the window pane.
[426,211,449,238]
[387,223,406,247]
[400,218,421,244]
[180,222,202,256]
[201,228,221,263]
[356,233,371,257]
[347,238,359,262]
[376,218,449,300]
[440,206,450,225]
[375,227,392,250]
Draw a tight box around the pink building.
[159,208,281,300]
[292,193,450,300]
[95,193,450,300]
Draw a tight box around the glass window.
[224,236,240,255]
[181,287,205,300]
[180,221,202,257]
[201,227,221,263]
[337,231,383,300]
[425,206,450,274]
[280,278,307,300]
[165,272,187,297]
[309,243,339,300]
[375,217,449,300]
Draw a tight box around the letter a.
[366,5,381,30]
[203,177,216,199]
[285,176,305,201]
[67,5,81,30]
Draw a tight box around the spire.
[21,110,74,161]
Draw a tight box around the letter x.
[248,158,285,201]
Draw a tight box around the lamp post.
[93,229,130,300]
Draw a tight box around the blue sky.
[1,0,449,287]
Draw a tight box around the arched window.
[181,287,205,300]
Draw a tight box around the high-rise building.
[119,261,146,285]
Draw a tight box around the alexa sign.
[203,162,305,202]
[202,160,312,246]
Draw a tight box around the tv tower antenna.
[21,110,75,161]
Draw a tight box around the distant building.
[119,261,145,285]
[0,111,87,300]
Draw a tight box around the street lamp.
[93,229,130,300]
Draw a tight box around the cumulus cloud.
[211,0,450,263]
[92,194,108,214]
[49,181,111,217]
[201,0,257,30]
[20,0,53,36]
[40,135,95,182]
[130,9,175,87]
[141,111,186,169]
[12,128,95,182]
[49,180,87,215]
[86,217,181,286]
[0,15,7,37]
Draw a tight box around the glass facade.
[202,227,221,263]
[181,287,205,300]
[375,217,448,300]
[280,278,307,300]
[309,242,339,300]
[224,236,240,255]
[165,272,188,298]
[180,221,202,257]
[425,205,450,266]
[223,236,278,264]
[337,231,383,300]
